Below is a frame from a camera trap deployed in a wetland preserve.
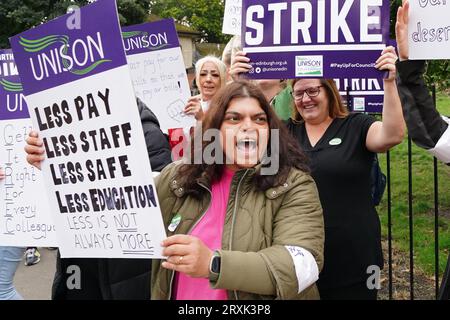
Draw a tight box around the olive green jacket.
[151,162,324,300]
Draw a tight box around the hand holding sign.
[183,96,204,121]
[396,0,410,61]
[375,46,398,82]
[24,131,45,170]
[230,51,252,81]
[0,167,4,180]
[161,234,214,278]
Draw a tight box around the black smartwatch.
[209,252,221,281]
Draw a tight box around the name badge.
[329,138,342,146]
[168,213,181,232]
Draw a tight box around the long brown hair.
[178,80,309,198]
[290,78,348,123]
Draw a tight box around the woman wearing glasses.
[231,46,405,299]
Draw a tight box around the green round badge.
[329,138,342,146]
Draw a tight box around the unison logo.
[0,78,23,92]
[19,32,111,80]
[295,55,323,77]
[0,77,26,112]
[122,31,170,52]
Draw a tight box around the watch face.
[212,256,220,273]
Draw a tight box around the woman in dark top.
[231,46,405,299]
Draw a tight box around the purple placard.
[349,95,384,113]
[337,39,398,114]
[0,49,30,120]
[9,0,127,96]
[122,19,180,56]
[335,77,384,114]
[242,0,390,80]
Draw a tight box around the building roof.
[195,42,227,58]
[147,14,201,37]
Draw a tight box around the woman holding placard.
[25,81,325,300]
[152,81,324,300]
[222,37,293,121]
[183,56,227,120]
[170,56,227,159]
[0,168,25,300]
[231,46,405,299]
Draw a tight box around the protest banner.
[241,0,390,80]
[9,0,166,258]
[0,49,57,246]
[336,38,397,113]
[122,19,194,132]
[223,0,243,36]
[335,77,384,113]
[408,0,450,59]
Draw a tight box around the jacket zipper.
[229,169,249,300]
[166,182,212,300]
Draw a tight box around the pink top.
[174,168,235,300]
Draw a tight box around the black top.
[287,113,383,289]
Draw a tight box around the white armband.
[285,246,319,293]
[152,171,161,178]
[429,116,450,164]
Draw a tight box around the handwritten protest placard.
[409,0,450,59]
[0,49,57,246]
[223,0,243,36]
[10,0,166,258]
[123,19,194,132]
[241,0,390,80]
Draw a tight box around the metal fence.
[347,86,450,300]
[386,86,448,300]
[384,146,450,300]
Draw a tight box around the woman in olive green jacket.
[153,81,324,300]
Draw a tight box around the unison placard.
[123,19,194,132]
[10,0,167,258]
[0,49,57,247]
[241,0,390,80]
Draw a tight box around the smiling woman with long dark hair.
[152,80,324,300]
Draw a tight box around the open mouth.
[236,138,257,153]
[303,104,317,110]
